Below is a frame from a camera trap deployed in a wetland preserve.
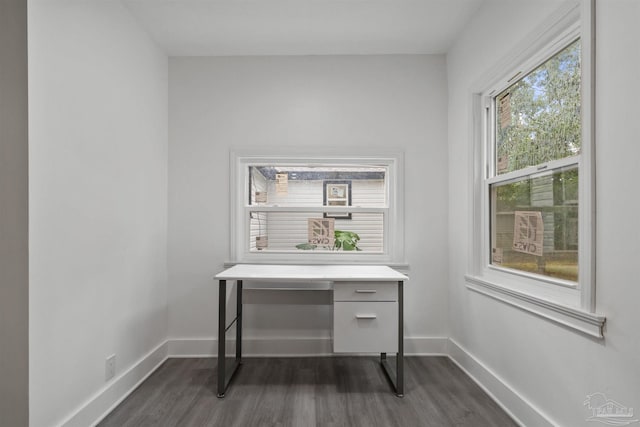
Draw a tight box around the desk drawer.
[333,281,397,302]
[333,301,397,353]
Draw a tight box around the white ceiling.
[122,0,485,56]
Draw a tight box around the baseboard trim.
[446,338,556,427]
[167,336,449,357]
[58,341,169,427]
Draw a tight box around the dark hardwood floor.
[98,356,517,427]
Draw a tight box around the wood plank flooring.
[98,356,517,427]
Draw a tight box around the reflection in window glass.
[249,165,387,207]
[249,211,384,253]
[490,167,578,282]
[247,164,387,254]
[496,39,581,174]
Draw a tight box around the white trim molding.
[447,338,556,427]
[465,274,605,338]
[58,341,169,427]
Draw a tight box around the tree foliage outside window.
[496,39,581,174]
[490,38,581,283]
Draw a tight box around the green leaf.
[295,243,317,250]
[334,230,360,251]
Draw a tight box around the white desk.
[214,264,408,397]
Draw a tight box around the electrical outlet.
[105,354,116,381]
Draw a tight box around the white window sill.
[465,274,605,339]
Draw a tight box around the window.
[230,150,404,265]
[489,39,581,284]
[465,3,605,337]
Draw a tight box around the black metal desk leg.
[397,280,404,397]
[236,280,243,362]
[217,280,226,398]
[379,280,405,397]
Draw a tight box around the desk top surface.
[215,264,408,282]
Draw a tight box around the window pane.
[496,39,581,174]
[490,167,578,282]
[249,211,384,253]
[249,165,387,207]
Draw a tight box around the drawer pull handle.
[355,290,377,293]
[355,314,377,319]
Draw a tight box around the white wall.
[447,1,640,425]
[0,1,29,426]
[28,1,168,426]
[168,55,449,352]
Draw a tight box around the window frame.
[465,1,605,338]
[229,148,405,265]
